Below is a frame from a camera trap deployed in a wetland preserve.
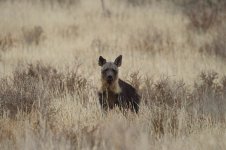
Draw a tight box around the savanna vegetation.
[0,0,226,149]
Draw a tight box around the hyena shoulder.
[118,79,140,105]
[118,79,136,96]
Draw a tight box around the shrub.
[21,26,45,46]
[0,62,88,117]
[190,71,226,122]
[140,71,226,135]
[199,26,226,58]
[183,0,226,31]
[0,33,15,52]
[129,28,174,54]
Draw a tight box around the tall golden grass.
[0,0,226,149]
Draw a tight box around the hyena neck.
[101,79,121,94]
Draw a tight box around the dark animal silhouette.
[98,55,140,113]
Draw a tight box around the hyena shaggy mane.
[98,55,140,113]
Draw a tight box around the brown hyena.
[98,55,140,113]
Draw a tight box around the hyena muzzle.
[98,55,140,113]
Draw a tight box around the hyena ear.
[98,56,106,66]
[114,55,122,67]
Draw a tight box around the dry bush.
[21,26,45,46]
[191,71,226,122]
[183,0,225,31]
[129,28,174,54]
[138,71,226,136]
[0,62,88,117]
[0,63,59,117]
[121,70,226,137]
[125,0,226,33]
[142,76,186,108]
[0,33,16,52]
[125,0,225,32]
[128,71,141,91]
[141,77,187,136]
[199,26,226,58]
[59,24,79,39]
[91,38,118,53]
[125,72,187,136]
[141,71,226,116]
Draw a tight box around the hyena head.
[98,55,122,87]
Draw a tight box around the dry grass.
[0,0,226,149]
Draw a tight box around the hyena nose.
[107,75,113,81]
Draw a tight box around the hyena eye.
[102,68,109,73]
[105,68,109,72]
[112,69,117,74]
